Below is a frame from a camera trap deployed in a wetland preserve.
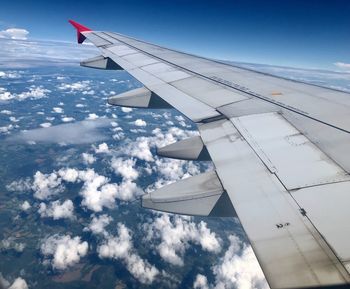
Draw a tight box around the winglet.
[68,20,92,44]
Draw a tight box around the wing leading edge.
[69,20,350,288]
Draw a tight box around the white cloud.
[334,62,350,69]
[1,110,12,115]
[20,201,31,211]
[0,87,14,100]
[98,223,158,284]
[79,170,140,211]
[41,234,88,270]
[40,122,51,128]
[127,137,154,162]
[211,235,269,289]
[175,115,188,127]
[6,178,31,192]
[121,107,132,113]
[82,153,96,165]
[152,126,198,148]
[0,38,98,68]
[30,167,140,213]
[134,119,147,127]
[111,158,139,181]
[38,200,74,220]
[94,142,109,154]
[0,28,29,40]
[84,214,112,236]
[17,86,50,100]
[58,168,80,183]
[8,277,28,289]
[1,237,26,253]
[32,171,63,200]
[0,124,13,134]
[193,274,209,289]
[61,116,75,123]
[86,113,99,120]
[9,119,111,145]
[78,170,119,212]
[52,107,63,113]
[143,214,221,266]
[0,71,21,79]
[58,81,91,92]
[0,85,49,101]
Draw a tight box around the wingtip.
[68,19,92,44]
[68,19,92,32]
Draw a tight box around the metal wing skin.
[69,20,350,288]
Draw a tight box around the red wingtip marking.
[68,20,92,44]
[68,20,92,32]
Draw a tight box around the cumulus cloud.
[0,85,50,101]
[79,171,141,211]
[134,119,147,127]
[111,158,139,181]
[40,122,51,128]
[32,171,64,200]
[8,119,111,144]
[1,237,26,253]
[211,235,268,289]
[0,275,29,289]
[0,71,21,79]
[58,81,91,92]
[0,28,29,40]
[98,223,158,284]
[82,153,95,165]
[41,234,88,270]
[20,201,31,211]
[121,107,132,113]
[38,200,74,220]
[86,113,99,120]
[28,167,140,212]
[58,168,80,183]
[6,178,31,193]
[94,142,109,154]
[195,235,269,289]
[84,214,112,236]
[0,124,14,134]
[52,107,63,113]
[19,86,50,100]
[127,137,154,161]
[61,116,75,123]
[193,274,209,289]
[1,110,12,115]
[143,214,221,266]
[8,277,28,289]
[79,170,119,212]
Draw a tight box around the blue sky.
[1,0,350,69]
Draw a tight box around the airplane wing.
[69,20,350,288]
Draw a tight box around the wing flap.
[292,182,350,263]
[230,112,350,190]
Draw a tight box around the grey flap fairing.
[142,171,235,217]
